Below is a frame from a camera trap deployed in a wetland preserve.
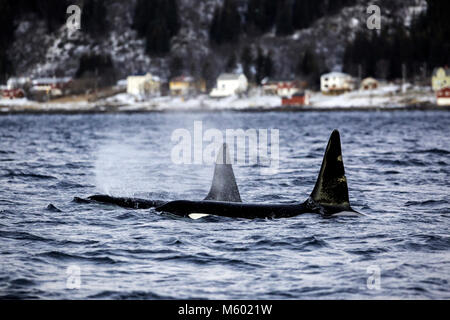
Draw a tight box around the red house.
[282,92,310,106]
[436,87,450,106]
[2,88,25,99]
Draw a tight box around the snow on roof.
[218,73,244,81]
[321,72,352,79]
[262,78,296,84]
[127,73,160,82]
[32,77,72,85]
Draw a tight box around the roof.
[218,73,244,81]
[262,78,297,85]
[321,72,352,79]
[32,77,72,85]
[171,75,194,82]
[127,73,160,82]
[432,67,450,77]
[361,77,379,83]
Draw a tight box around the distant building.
[210,73,248,98]
[31,77,72,97]
[169,76,195,96]
[1,88,25,99]
[436,87,450,106]
[321,72,355,95]
[2,77,30,99]
[262,79,305,97]
[169,76,205,96]
[282,92,310,107]
[432,67,450,91]
[7,77,31,90]
[361,77,379,90]
[127,73,160,97]
[276,81,301,98]
[261,79,279,95]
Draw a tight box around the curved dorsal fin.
[310,130,351,211]
[204,143,242,202]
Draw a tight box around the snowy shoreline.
[0,84,445,114]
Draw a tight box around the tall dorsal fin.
[204,143,242,202]
[310,130,352,212]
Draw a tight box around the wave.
[0,230,50,242]
[376,159,427,167]
[2,170,57,180]
[37,251,118,264]
[405,199,448,207]
[87,290,174,300]
[400,234,450,252]
[154,252,262,268]
[412,148,450,156]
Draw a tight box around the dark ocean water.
[0,111,449,299]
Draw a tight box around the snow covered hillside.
[6,0,427,83]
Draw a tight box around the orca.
[156,130,361,219]
[79,143,242,209]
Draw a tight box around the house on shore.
[281,93,310,107]
[169,76,194,96]
[210,73,248,98]
[320,72,355,95]
[432,67,450,91]
[169,76,206,96]
[1,77,30,99]
[436,88,450,106]
[30,77,73,100]
[7,77,31,89]
[127,73,160,97]
[262,78,306,97]
[361,77,379,90]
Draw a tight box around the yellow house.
[169,76,195,96]
[432,67,450,91]
[169,76,206,96]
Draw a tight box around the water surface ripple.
[0,111,449,299]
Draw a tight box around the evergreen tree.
[209,0,241,45]
[76,53,116,86]
[0,0,15,82]
[255,47,274,83]
[263,51,274,79]
[298,48,319,77]
[225,53,237,72]
[209,7,222,44]
[275,0,294,36]
[33,0,69,32]
[169,55,184,79]
[292,0,314,30]
[240,46,254,80]
[246,0,277,34]
[133,0,180,55]
[81,0,107,37]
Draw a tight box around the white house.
[31,77,72,97]
[7,77,31,89]
[127,73,161,97]
[210,73,248,98]
[321,72,355,95]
